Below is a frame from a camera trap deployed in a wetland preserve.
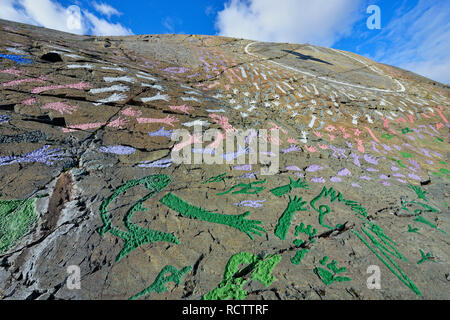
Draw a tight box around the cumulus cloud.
[215,0,363,46]
[93,2,121,18]
[0,0,132,36]
[359,0,450,84]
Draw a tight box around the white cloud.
[215,0,363,46]
[93,2,121,18]
[359,0,450,84]
[0,0,132,36]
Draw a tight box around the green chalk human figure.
[416,249,434,265]
[97,174,180,262]
[274,196,308,240]
[98,174,266,262]
[129,265,192,300]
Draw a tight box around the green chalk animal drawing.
[313,256,351,285]
[97,174,266,262]
[203,252,281,300]
[129,265,192,300]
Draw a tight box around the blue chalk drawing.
[0,54,33,65]
[0,145,63,166]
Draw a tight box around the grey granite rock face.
[0,19,449,300]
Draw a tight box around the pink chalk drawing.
[435,106,448,123]
[2,76,46,87]
[62,122,105,132]
[169,105,194,114]
[325,125,336,132]
[352,128,362,136]
[0,68,24,76]
[108,117,128,128]
[41,102,77,115]
[207,81,220,89]
[355,139,365,153]
[173,132,202,152]
[318,144,328,150]
[22,98,37,105]
[304,145,317,153]
[328,134,335,141]
[136,115,179,127]
[287,137,298,144]
[436,122,444,131]
[32,82,91,94]
[337,168,351,177]
[209,114,235,133]
[269,122,288,134]
[121,107,142,118]
[313,131,322,138]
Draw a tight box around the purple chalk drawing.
[396,179,407,184]
[282,144,301,154]
[425,160,434,165]
[234,164,252,171]
[99,145,136,155]
[148,127,174,138]
[350,153,361,167]
[223,146,249,161]
[382,144,392,151]
[393,173,405,178]
[330,176,342,183]
[408,159,420,170]
[238,171,258,179]
[305,164,322,172]
[380,181,390,186]
[234,199,266,208]
[420,148,431,158]
[364,154,378,165]
[393,145,401,151]
[391,166,399,172]
[244,129,258,144]
[329,145,347,159]
[0,145,63,166]
[379,174,389,180]
[351,182,362,188]
[187,73,201,78]
[360,176,372,181]
[337,168,351,177]
[407,135,415,141]
[346,141,353,150]
[310,177,326,183]
[0,115,10,125]
[0,54,33,65]
[138,158,172,168]
[192,148,215,155]
[162,67,189,74]
[285,165,301,171]
[431,151,443,158]
[408,173,422,181]
[366,168,379,172]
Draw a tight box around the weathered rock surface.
[0,19,449,300]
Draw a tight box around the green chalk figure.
[129,265,192,300]
[202,172,227,184]
[313,256,351,285]
[402,128,412,134]
[381,133,393,140]
[400,152,413,158]
[274,196,308,240]
[97,175,179,262]
[416,249,434,265]
[0,198,39,254]
[388,157,407,169]
[408,185,428,202]
[309,186,368,230]
[216,179,266,196]
[413,216,446,234]
[400,197,438,216]
[407,225,420,234]
[291,248,309,265]
[203,252,281,300]
[295,223,317,241]
[160,192,265,240]
[270,177,309,197]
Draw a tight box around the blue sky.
[1,0,449,84]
